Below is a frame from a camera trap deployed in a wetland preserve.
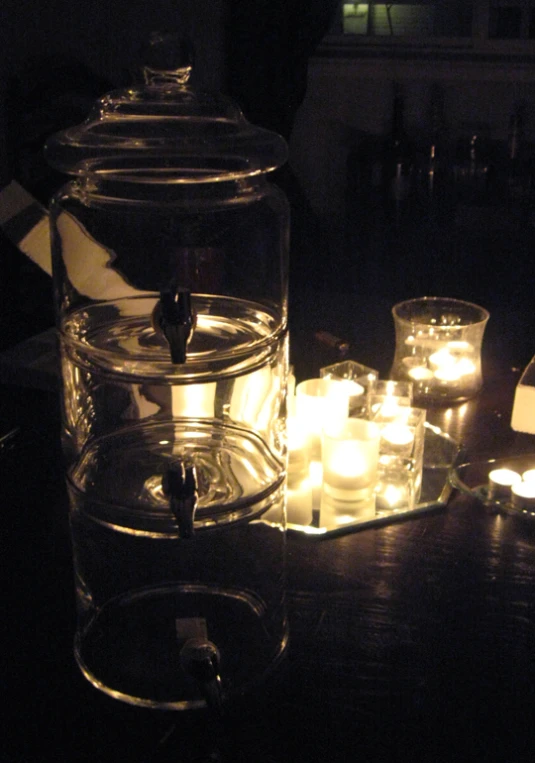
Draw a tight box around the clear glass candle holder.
[372,407,426,514]
[320,360,379,418]
[321,418,380,521]
[391,297,489,405]
[295,378,350,460]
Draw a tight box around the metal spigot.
[180,638,224,715]
[154,283,195,364]
[162,460,198,538]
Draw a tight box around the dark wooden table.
[3,285,535,763]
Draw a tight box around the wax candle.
[407,365,434,382]
[511,480,535,511]
[381,422,415,450]
[322,419,380,504]
[488,468,522,500]
[296,378,349,460]
[320,360,379,419]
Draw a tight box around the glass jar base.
[75,583,289,710]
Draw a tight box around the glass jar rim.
[392,296,490,327]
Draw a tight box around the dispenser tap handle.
[155,284,195,364]
[162,461,198,538]
[180,638,224,716]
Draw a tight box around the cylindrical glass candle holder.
[391,297,489,405]
[321,418,380,518]
[295,378,349,461]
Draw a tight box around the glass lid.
[44,33,288,180]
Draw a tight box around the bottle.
[419,84,451,221]
[381,84,415,228]
[505,101,527,209]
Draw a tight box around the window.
[328,1,535,49]
[340,2,473,38]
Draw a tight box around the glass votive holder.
[373,407,426,514]
[368,379,413,421]
[320,360,379,418]
[295,378,349,460]
[321,418,380,520]
[391,297,490,406]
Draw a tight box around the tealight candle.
[407,366,434,382]
[381,422,415,450]
[320,360,378,419]
[368,380,413,422]
[429,347,456,370]
[522,469,535,483]
[488,468,522,500]
[322,419,380,506]
[511,480,535,511]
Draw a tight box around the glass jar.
[391,296,489,406]
[45,48,289,711]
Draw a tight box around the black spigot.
[180,638,224,715]
[162,460,198,538]
[154,282,195,364]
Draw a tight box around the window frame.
[323,1,535,57]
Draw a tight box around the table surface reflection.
[3,288,535,763]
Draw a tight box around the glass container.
[391,297,489,405]
[45,41,289,711]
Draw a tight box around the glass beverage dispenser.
[45,45,290,711]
